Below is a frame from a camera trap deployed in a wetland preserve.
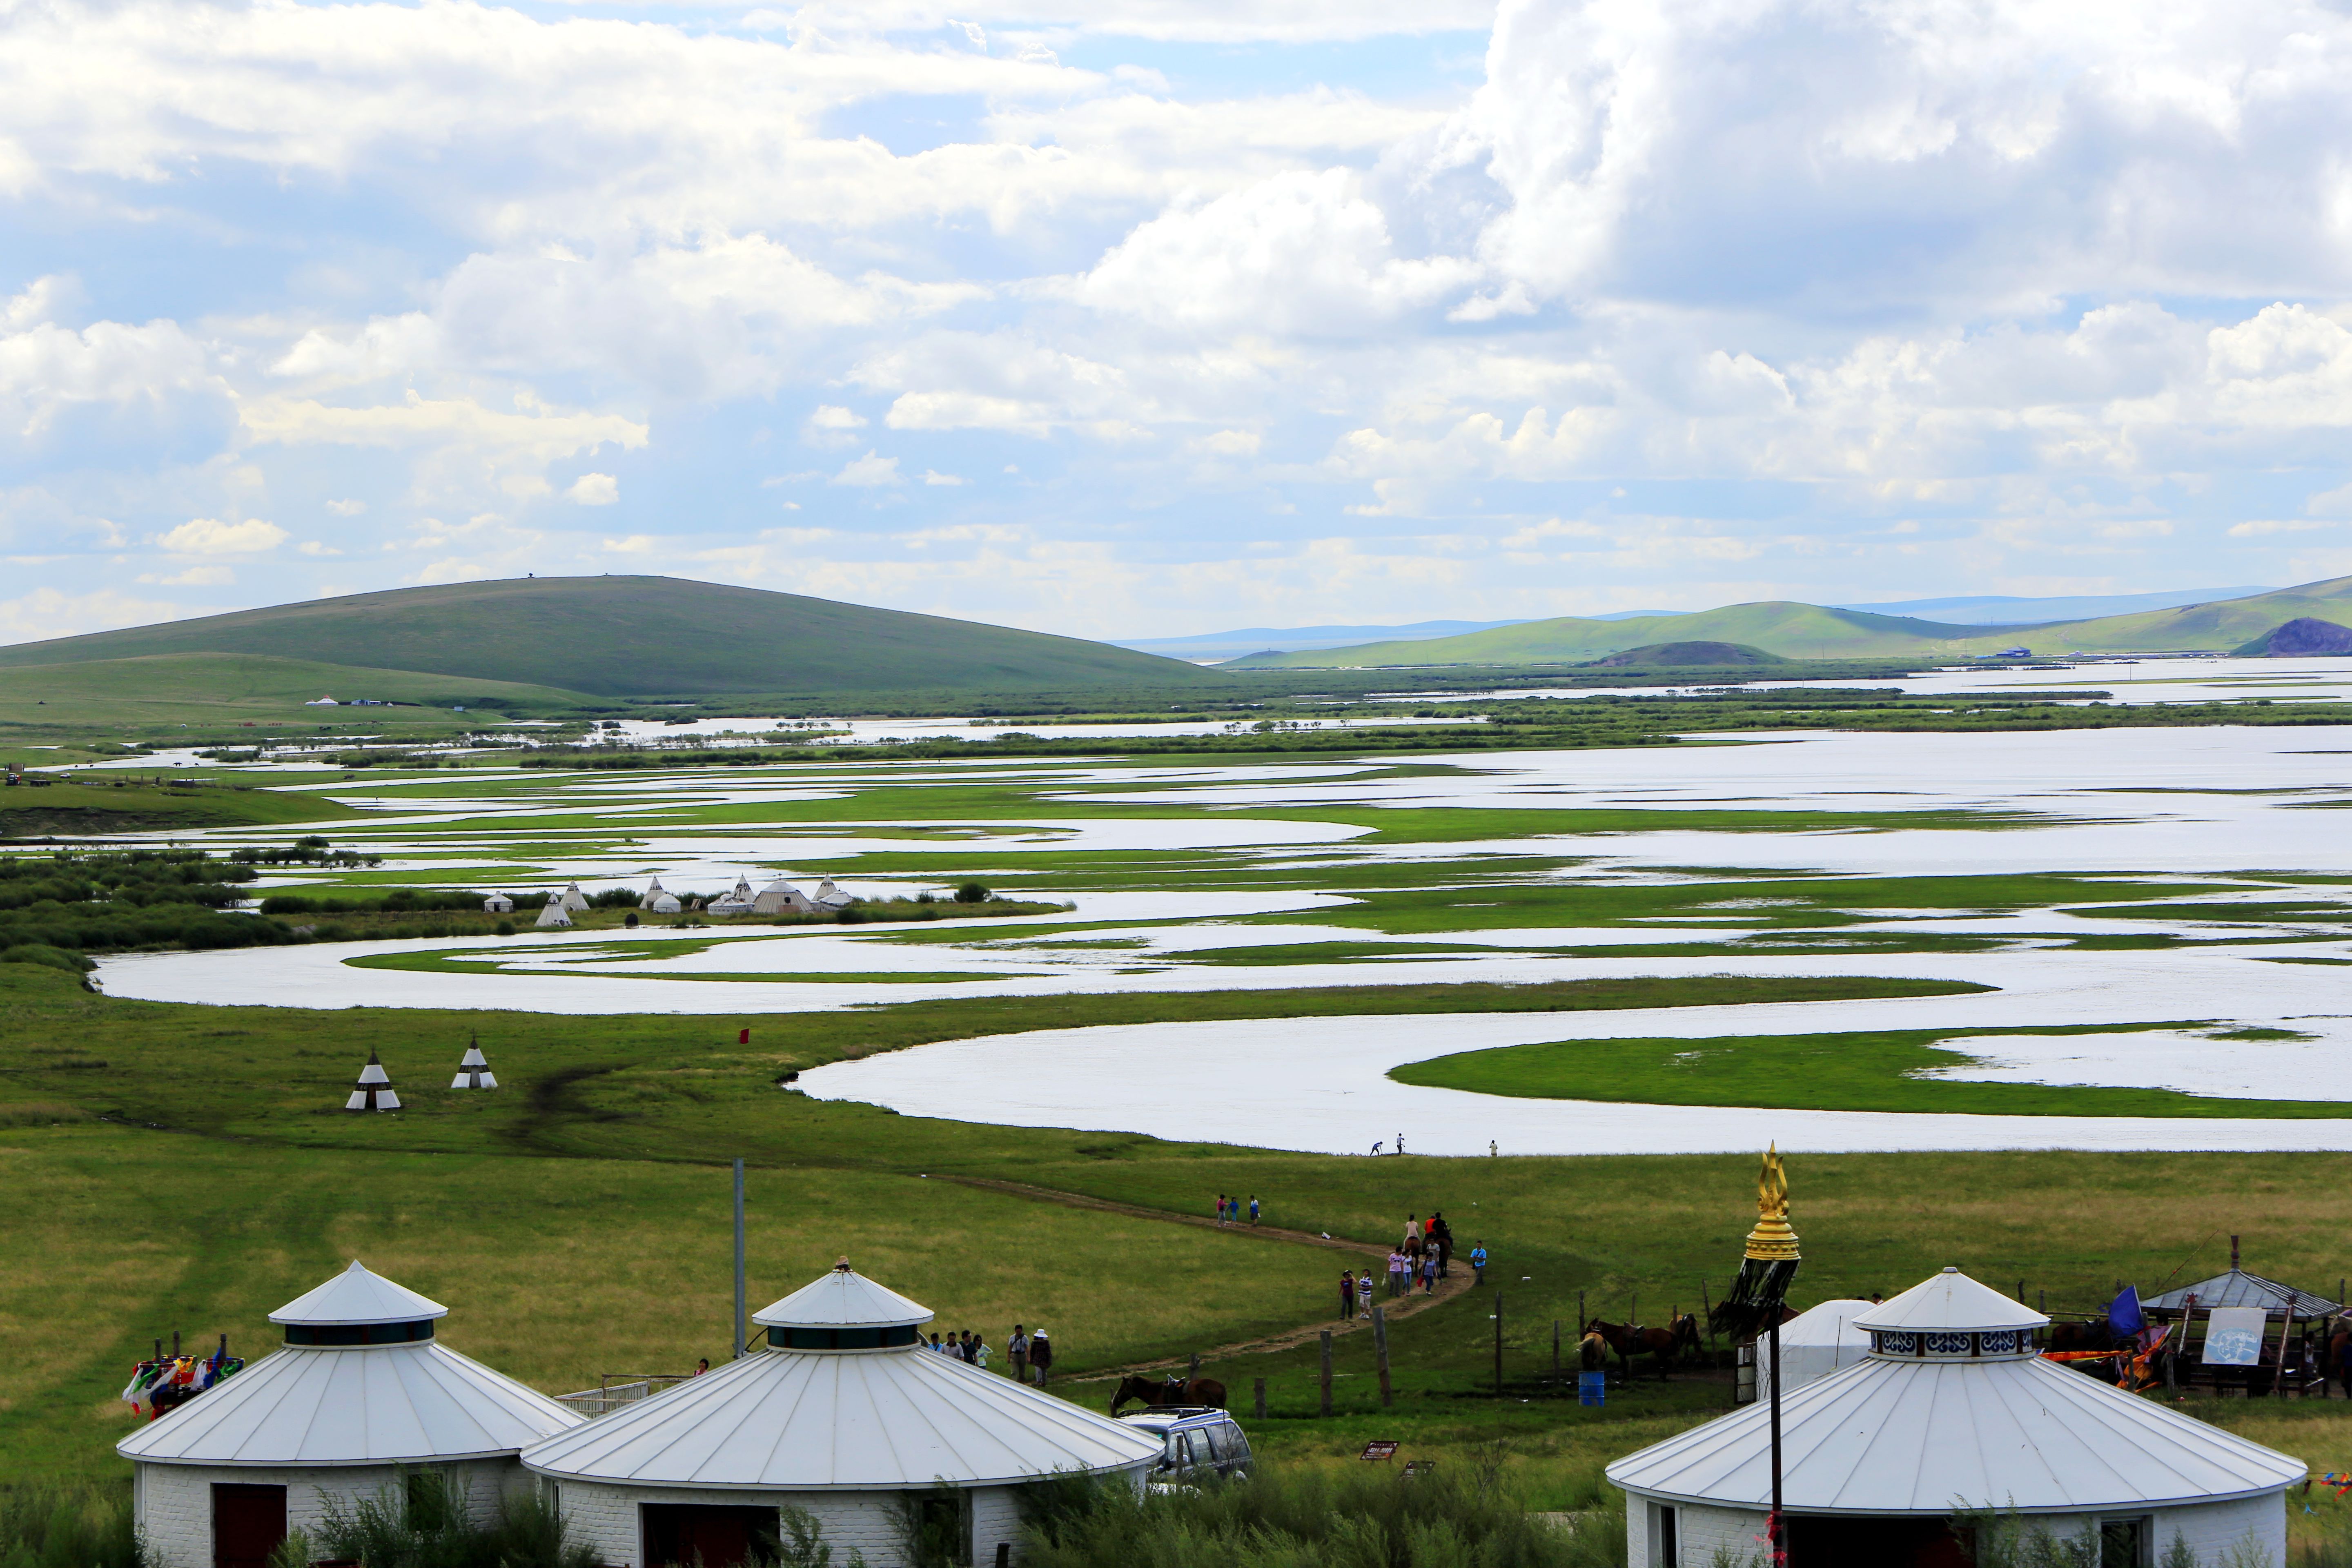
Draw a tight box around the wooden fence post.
[1553,1318,1561,1375]
[1253,1378,1266,1420]
[1372,1306,1392,1407]
[1319,1331,1334,1416]
[1494,1291,1504,1397]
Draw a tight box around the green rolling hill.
[0,577,1205,697]
[0,653,593,726]
[1225,577,2352,667]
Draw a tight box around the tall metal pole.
[1769,1312,1785,1568]
[732,1157,747,1360]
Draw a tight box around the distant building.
[752,877,820,915]
[708,876,758,915]
[303,695,339,706]
[1998,646,2031,658]
[813,877,857,910]
[481,893,514,913]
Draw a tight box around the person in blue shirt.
[1470,1243,1489,1285]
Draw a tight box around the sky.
[7,0,2352,644]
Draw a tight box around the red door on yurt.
[211,1483,286,1568]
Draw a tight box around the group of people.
[922,1325,1056,1383]
[1334,1212,1489,1317]
[1213,1194,1259,1225]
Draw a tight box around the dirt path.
[939,1175,1480,1379]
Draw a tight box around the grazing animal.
[1579,1332,1608,1372]
[1585,1314,1698,1377]
[1109,1375,1229,1414]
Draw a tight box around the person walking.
[1388,1249,1408,1298]
[1489,1139,1497,1157]
[1249,1195,1260,1225]
[1340,1270,1356,1321]
[1421,1251,1439,1295]
[1470,1242,1488,1286]
[1359,1269,1376,1308]
[1009,1324,1031,1384]
[1215,1193,1227,1225]
[973,1335,990,1372]
[1029,1330,1053,1387]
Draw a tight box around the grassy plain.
[0,778,359,837]
[1389,1025,2352,1118]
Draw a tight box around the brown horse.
[1578,1332,1609,1372]
[1584,1314,1701,1377]
[1109,1375,1229,1414]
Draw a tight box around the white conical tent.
[558,882,591,911]
[520,1264,1159,1491]
[644,876,681,913]
[534,898,571,928]
[120,1262,580,1467]
[345,1049,399,1111]
[1755,1299,1875,1397]
[1610,1266,2305,1517]
[708,876,757,914]
[451,1038,496,1090]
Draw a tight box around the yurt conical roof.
[1609,1268,2304,1515]
[119,1264,580,1468]
[755,1262,931,1330]
[1851,1265,2045,1332]
[521,1267,1159,1491]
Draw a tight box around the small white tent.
[481,893,514,913]
[813,877,855,909]
[522,1261,1160,1568]
[557,881,591,911]
[344,1049,399,1111]
[451,1038,496,1090]
[534,898,572,929]
[1754,1298,1874,1398]
[708,875,757,915]
[1610,1266,2304,1568]
[644,876,681,914]
[120,1262,582,1568]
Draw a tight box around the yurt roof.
[117,1341,581,1467]
[272,1261,447,1326]
[519,1343,1159,1491]
[1853,1267,2046,1333]
[754,1265,931,1330]
[1612,1269,2304,1515]
[1773,1299,1877,1349]
[2143,1270,2339,1317]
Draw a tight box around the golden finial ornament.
[1742,1143,1800,1263]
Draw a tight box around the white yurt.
[707,876,757,915]
[521,1262,1160,1568]
[482,893,514,913]
[644,877,682,914]
[1753,1298,1874,1399]
[752,877,817,915]
[121,1262,582,1568]
[1609,1267,2305,1568]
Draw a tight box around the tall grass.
[0,1482,141,1568]
[309,1477,596,1568]
[1017,1451,1625,1568]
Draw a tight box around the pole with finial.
[1708,1145,1800,1568]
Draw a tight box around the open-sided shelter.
[120,1262,581,1568]
[520,1262,1160,1568]
[1609,1267,2304,1568]
[1753,1298,1874,1399]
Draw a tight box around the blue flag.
[2107,1285,2144,1338]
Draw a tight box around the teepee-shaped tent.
[557,882,591,911]
[644,876,681,914]
[345,1049,400,1111]
[534,898,572,929]
[451,1037,497,1090]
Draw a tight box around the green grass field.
[0,777,359,837]
[1388,1024,2352,1118]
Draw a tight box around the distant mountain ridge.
[1223,579,2352,668]
[0,576,1204,696]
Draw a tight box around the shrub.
[953,881,991,903]
[0,1481,142,1568]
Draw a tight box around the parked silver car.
[1116,1407,1254,1487]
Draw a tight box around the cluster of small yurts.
[120,1254,2312,1568]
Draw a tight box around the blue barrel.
[1578,1371,1606,1406]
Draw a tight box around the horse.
[1578,1332,1609,1372]
[1585,1314,1701,1377]
[1109,1374,1228,1415]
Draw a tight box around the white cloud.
[921,469,967,485]
[136,564,234,586]
[832,451,903,486]
[325,498,366,516]
[157,517,288,555]
[298,540,342,556]
[0,586,194,640]
[566,472,620,505]
[804,405,869,448]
